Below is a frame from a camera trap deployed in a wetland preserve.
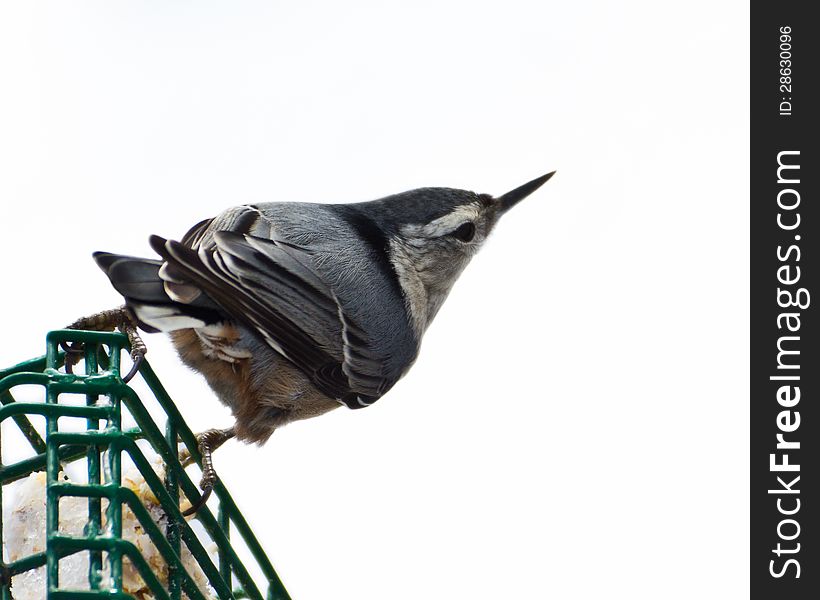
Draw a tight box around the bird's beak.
[496,171,556,215]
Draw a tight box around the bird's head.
[366,171,555,334]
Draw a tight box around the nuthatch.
[73,171,554,512]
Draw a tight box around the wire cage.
[0,329,290,600]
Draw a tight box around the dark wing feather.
[180,217,214,249]
[149,232,392,406]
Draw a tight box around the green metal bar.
[113,437,236,600]
[124,365,211,508]
[49,431,122,446]
[105,404,124,592]
[46,330,126,357]
[0,394,5,600]
[138,361,288,599]
[165,417,182,600]
[50,592,138,600]
[84,345,103,593]
[0,388,47,455]
[0,371,55,392]
[43,330,124,595]
[0,445,87,484]
[0,404,112,482]
[84,343,104,592]
[45,374,61,591]
[6,551,47,575]
[218,504,232,587]
[217,489,291,600]
[6,545,93,576]
[117,387,256,599]
[120,488,208,600]
[1,331,290,600]
[0,402,112,421]
[50,484,210,600]
[44,330,125,386]
[50,536,171,600]
[0,353,51,380]
[47,432,235,600]
[0,370,125,398]
[0,427,142,485]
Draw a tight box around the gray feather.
[147,201,419,405]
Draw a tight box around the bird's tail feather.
[93,251,223,333]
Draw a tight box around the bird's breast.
[169,326,341,444]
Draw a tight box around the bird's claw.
[121,342,146,384]
[180,427,236,517]
[64,306,146,382]
[60,340,86,374]
[182,480,215,517]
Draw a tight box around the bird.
[69,171,554,513]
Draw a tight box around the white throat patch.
[388,203,483,336]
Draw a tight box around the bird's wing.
[149,231,391,408]
[180,217,214,249]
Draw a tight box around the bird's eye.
[450,222,476,242]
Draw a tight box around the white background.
[0,2,749,599]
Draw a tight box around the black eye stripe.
[450,222,476,242]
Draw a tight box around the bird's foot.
[179,426,236,516]
[64,305,146,383]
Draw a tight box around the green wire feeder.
[0,329,291,600]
